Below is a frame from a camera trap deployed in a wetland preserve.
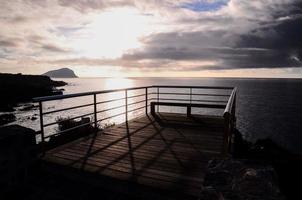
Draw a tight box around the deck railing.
[33,85,236,155]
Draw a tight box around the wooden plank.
[42,112,226,198]
[52,143,210,169]
[48,151,205,186]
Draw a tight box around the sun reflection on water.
[103,77,134,90]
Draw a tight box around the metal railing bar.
[192,93,230,97]
[98,112,126,122]
[127,93,146,99]
[38,101,44,143]
[157,92,230,97]
[33,86,152,102]
[126,99,146,107]
[145,87,148,114]
[44,121,95,139]
[33,85,233,102]
[193,99,228,103]
[43,103,94,115]
[43,112,95,127]
[93,94,97,128]
[125,90,128,121]
[34,85,236,148]
[127,105,146,113]
[96,104,126,114]
[96,97,125,105]
[147,92,157,95]
[156,98,228,103]
[152,85,234,90]
[148,98,156,101]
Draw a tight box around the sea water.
[5,77,302,154]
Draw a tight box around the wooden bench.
[150,101,226,117]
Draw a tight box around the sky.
[0,0,302,78]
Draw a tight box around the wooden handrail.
[222,87,237,157]
[223,87,237,118]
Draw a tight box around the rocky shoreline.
[0,73,66,112]
[0,73,67,126]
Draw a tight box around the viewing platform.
[33,85,237,199]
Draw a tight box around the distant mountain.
[42,68,78,78]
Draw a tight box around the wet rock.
[0,104,16,112]
[0,125,37,185]
[0,113,16,125]
[31,116,37,120]
[19,104,35,111]
[204,170,233,188]
[204,159,285,200]
[57,117,91,131]
[200,186,224,200]
[233,167,279,198]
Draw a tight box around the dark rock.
[31,116,37,120]
[0,113,16,125]
[200,186,224,200]
[233,167,279,198]
[232,129,302,199]
[19,104,35,111]
[0,73,67,110]
[0,104,16,112]
[57,117,91,131]
[45,117,96,150]
[0,125,37,186]
[204,170,233,188]
[204,159,285,200]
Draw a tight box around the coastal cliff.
[0,73,67,111]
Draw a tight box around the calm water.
[6,77,302,154]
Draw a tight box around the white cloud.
[0,0,301,76]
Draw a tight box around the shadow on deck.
[41,113,225,199]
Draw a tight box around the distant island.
[42,68,78,78]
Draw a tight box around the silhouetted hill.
[42,68,78,78]
[0,73,67,111]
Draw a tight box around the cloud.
[58,0,135,13]
[0,38,22,48]
[118,0,302,70]
[40,44,70,53]
[0,0,301,76]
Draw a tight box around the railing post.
[188,88,192,116]
[157,87,159,112]
[189,88,192,104]
[93,94,97,128]
[222,113,231,157]
[125,89,128,121]
[38,101,45,143]
[145,87,148,115]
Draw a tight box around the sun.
[72,8,152,59]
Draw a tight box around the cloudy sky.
[0,0,301,77]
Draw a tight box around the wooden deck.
[42,113,225,199]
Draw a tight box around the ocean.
[7,77,302,155]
